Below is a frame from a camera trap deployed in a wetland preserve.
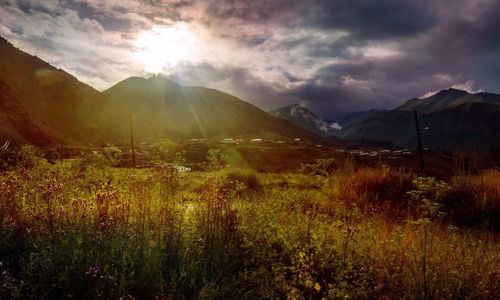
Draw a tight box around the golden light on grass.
[133,23,197,73]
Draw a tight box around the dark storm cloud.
[201,0,436,47]
[305,0,437,40]
[189,0,500,119]
[2,0,500,119]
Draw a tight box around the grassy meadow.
[0,145,499,299]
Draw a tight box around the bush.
[331,167,415,214]
[0,145,46,170]
[301,158,337,175]
[149,138,184,163]
[102,144,122,166]
[78,151,108,168]
[441,171,500,229]
[43,148,61,163]
[207,148,226,171]
[222,169,263,198]
[407,177,448,221]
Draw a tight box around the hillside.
[0,37,316,146]
[397,88,500,114]
[95,77,316,143]
[335,109,380,128]
[340,89,500,150]
[0,37,101,146]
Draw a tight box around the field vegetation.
[0,145,498,299]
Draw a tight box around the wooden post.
[414,110,425,172]
[129,113,136,167]
[60,142,64,163]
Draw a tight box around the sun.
[134,24,196,73]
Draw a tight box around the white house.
[175,165,192,172]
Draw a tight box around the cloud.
[420,81,483,98]
[1,0,500,119]
[166,62,297,109]
[303,0,437,40]
[0,0,147,88]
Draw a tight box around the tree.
[150,138,181,163]
[207,148,226,170]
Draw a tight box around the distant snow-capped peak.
[270,104,341,135]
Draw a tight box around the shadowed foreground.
[0,149,499,299]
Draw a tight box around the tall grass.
[329,166,415,216]
[443,170,500,229]
[0,155,498,299]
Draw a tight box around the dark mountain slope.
[397,88,500,114]
[335,109,380,128]
[0,37,101,146]
[418,102,500,149]
[0,37,316,146]
[339,110,415,145]
[0,79,52,144]
[96,77,316,143]
[340,89,500,150]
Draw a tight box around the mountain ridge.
[397,88,500,114]
[2,35,500,151]
[269,104,341,136]
[0,36,317,146]
[97,76,318,143]
[340,88,500,150]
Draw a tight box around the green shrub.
[222,169,263,198]
[102,144,122,166]
[207,148,226,171]
[149,138,184,163]
[0,145,47,170]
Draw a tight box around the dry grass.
[470,170,500,211]
[0,151,499,299]
[329,167,415,215]
[444,170,500,229]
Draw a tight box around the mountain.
[340,89,500,150]
[0,36,101,146]
[269,104,341,136]
[397,88,500,114]
[0,37,315,146]
[94,77,316,143]
[335,109,380,128]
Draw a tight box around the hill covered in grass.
[0,37,101,146]
[0,37,316,147]
[95,76,316,143]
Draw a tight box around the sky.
[1,0,500,120]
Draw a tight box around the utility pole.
[414,110,425,172]
[129,113,136,167]
[60,142,64,163]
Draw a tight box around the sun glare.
[134,24,196,73]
